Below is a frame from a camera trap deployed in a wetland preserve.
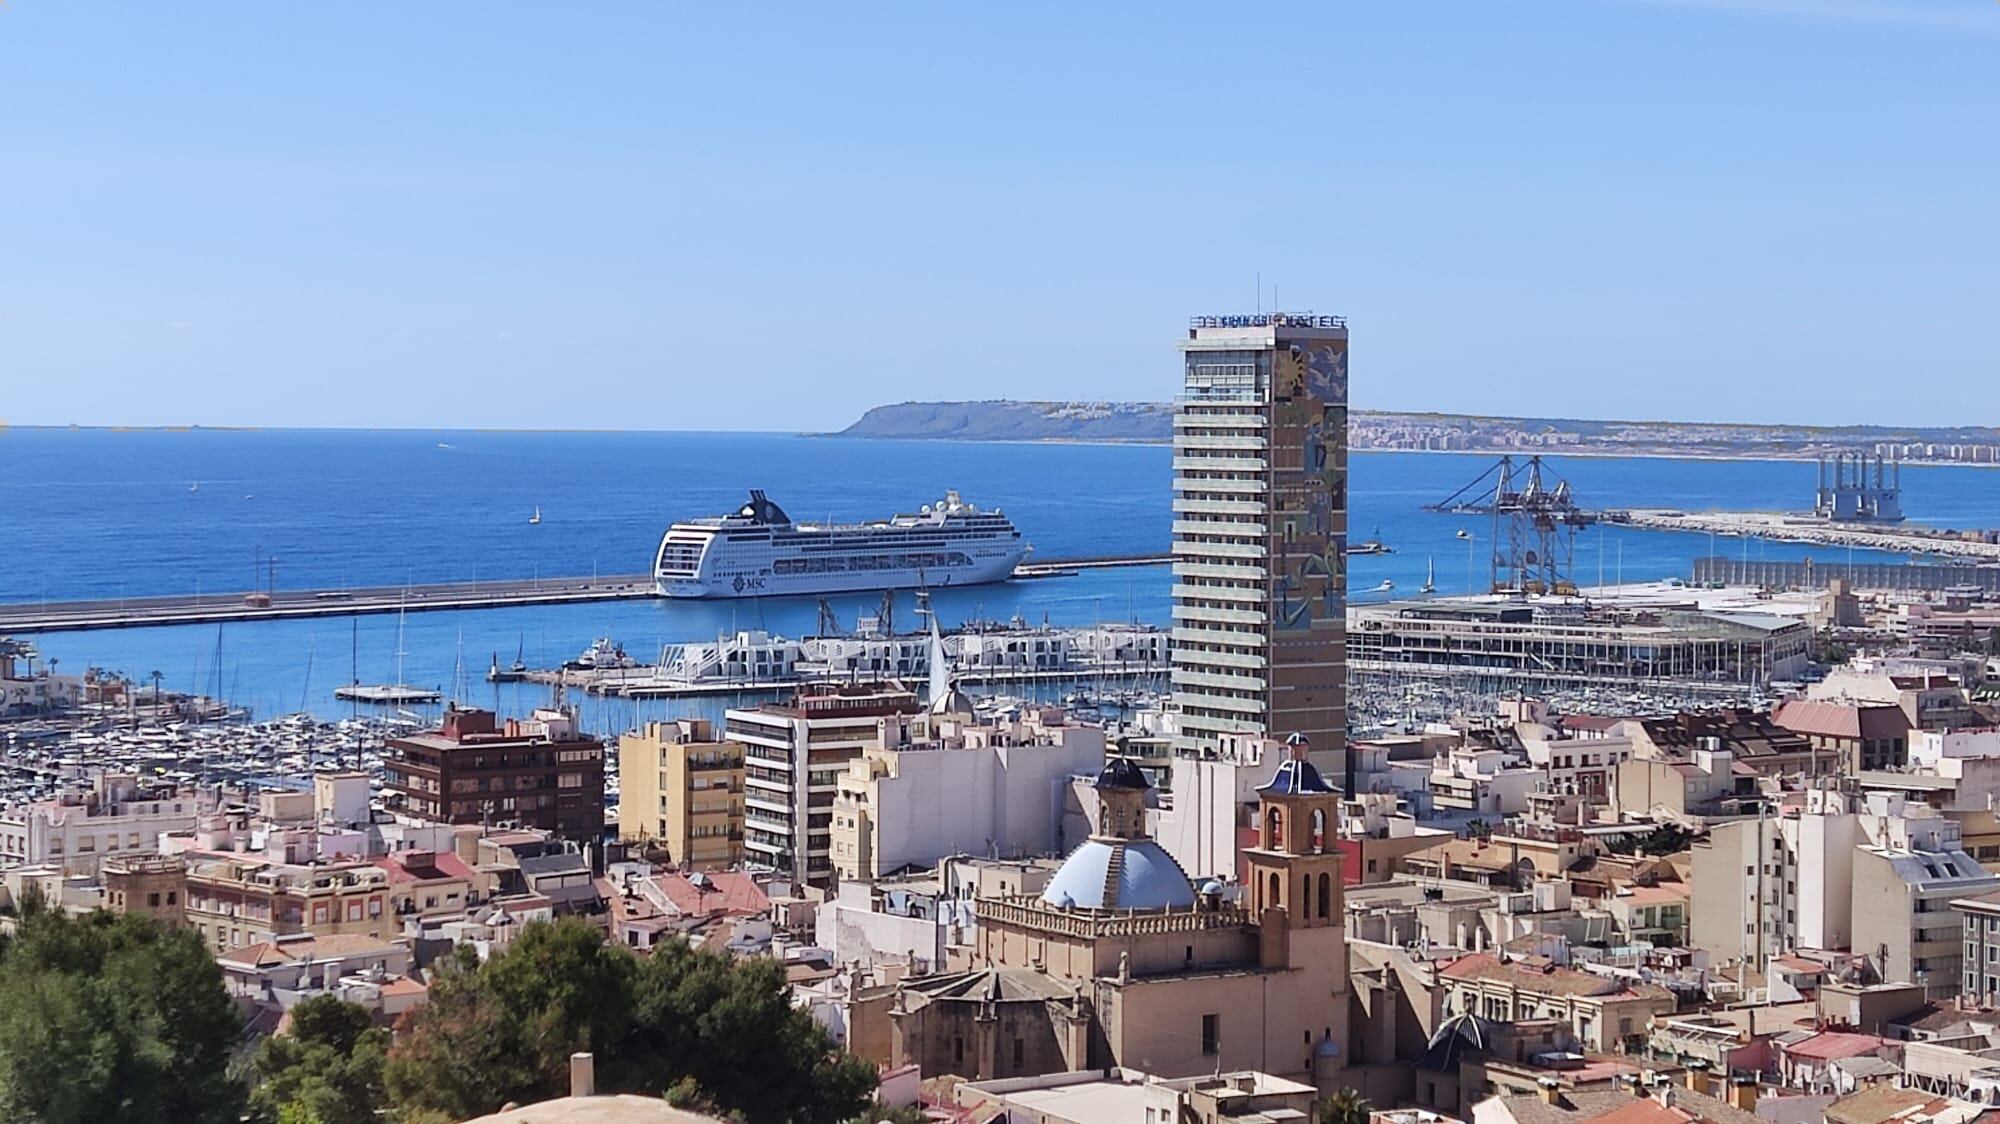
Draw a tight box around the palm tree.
[1320,1088,1373,1124]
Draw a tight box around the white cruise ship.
[653,490,1030,598]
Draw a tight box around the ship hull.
[656,547,1025,599]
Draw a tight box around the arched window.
[1267,807,1283,850]
[1300,875,1311,919]
[1318,872,1331,919]
[1310,808,1326,853]
[1269,872,1281,909]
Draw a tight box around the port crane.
[1426,455,1597,596]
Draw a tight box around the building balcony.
[1170,582,1264,604]
[1173,411,1266,429]
[1172,668,1267,693]
[1174,434,1268,453]
[1173,560,1267,581]
[1172,688,1266,716]
[1173,603,1267,628]
[1171,497,1267,517]
[1170,644,1267,670]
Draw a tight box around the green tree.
[249,995,389,1124]
[386,918,875,1123]
[0,907,243,1124]
[1319,1087,1373,1124]
[625,940,875,1123]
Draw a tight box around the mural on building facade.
[1273,340,1348,631]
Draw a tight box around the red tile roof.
[1774,699,1910,742]
[655,870,768,918]
[374,849,477,884]
[1781,1030,1886,1061]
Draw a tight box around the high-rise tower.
[1171,313,1348,774]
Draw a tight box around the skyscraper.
[1171,313,1348,772]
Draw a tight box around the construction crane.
[1426,455,1596,596]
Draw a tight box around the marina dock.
[0,554,1172,634]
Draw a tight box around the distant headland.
[834,400,2000,465]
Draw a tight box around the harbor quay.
[1609,507,2000,560]
[0,554,1171,634]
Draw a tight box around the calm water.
[2,428,1993,728]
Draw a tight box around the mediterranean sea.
[2,427,1991,729]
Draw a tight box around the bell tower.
[1244,733,1347,961]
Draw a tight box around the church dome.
[1095,757,1149,791]
[1039,838,1197,912]
[929,684,977,717]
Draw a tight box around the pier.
[1609,508,2000,560]
[0,554,1172,634]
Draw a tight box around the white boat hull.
[657,547,1025,599]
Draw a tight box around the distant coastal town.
[839,400,2000,464]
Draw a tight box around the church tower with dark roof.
[1244,733,1347,972]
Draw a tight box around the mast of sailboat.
[349,617,359,723]
[394,596,409,690]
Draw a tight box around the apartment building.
[830,700,1102,882]
[1689,789,1860,972]
[1170,312,1349,769]
[1853,842,1999,999]
[184,846,486,953]
[617,718,745,870]
[1438,953,1674,1054]
[385,706,605,841]
[726,682,922,886]
[0,773,207,875]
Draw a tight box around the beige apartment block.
[618,719,745,870]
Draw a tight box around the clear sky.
[1,1,1993,431]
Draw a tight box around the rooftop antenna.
[1255,271,1261,315]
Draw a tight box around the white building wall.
[1791,810,1858,951]
[1155,756,1266,883]
[868,733,1103,874]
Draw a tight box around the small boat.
[1375,579,1396,593]
[529,507,542,525]
[437,442,454,450]
[1455,529,1472,540]
[1420,558,1436,596]
[566,637,631,671]
[189,482,200,493]
[1348,527,1393,556]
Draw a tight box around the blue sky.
[1,0,1993,430]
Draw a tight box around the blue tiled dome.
[1039,838,1197,912]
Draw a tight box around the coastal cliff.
[837,400,1173,442]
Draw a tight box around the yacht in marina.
[653,490,1029,598]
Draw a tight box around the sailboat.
[334,597,442,706]
[529,506,542,525]
[487,634,530,682]
[1420,558,1437,596]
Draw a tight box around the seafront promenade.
[0,554,1171,633]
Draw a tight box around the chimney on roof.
[1537,1077,1562,1106]
[1684,1060,1711,1095]
[1728,1076,1757,1112]
[569,1051,595,1098]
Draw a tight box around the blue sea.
[2,428,1993,731]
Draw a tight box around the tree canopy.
[249,995,390,1124]
[385,916,875,1123]
[0,901,244,1124]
